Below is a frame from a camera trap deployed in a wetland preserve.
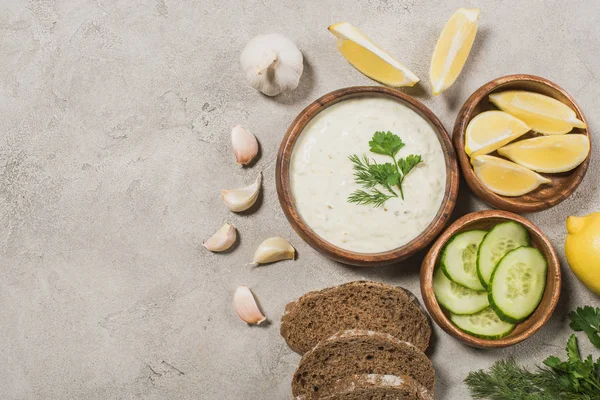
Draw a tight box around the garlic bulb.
[231,125,258,165]
[233,285,266,325]
[203,223,237,252]
[249,237,295,266]
[222,173,261,212]
[240,33,303,96]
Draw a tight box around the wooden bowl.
[454,74,591,213]
[276,86,459,267]
[420,209,561,348]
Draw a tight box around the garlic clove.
[250,237,295,266]
[240,33,303,97]
[233,285,266,325]
[231,125,258,165]
[203,223,237,252]
[222,173,261,212]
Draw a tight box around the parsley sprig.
[542,334,600,397]
[347,131,422,207]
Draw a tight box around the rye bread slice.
[296,374,434,400]
[281,281,431,354]
[291,330,435,398]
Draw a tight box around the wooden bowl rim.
[420,209,562,348]
[453,74,591,213]
[276,86,459,266]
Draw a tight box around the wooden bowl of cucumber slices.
[420,209,561,348]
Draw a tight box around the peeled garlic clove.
[250,237,295,266]
[240,33,303,96]
[231,125,258,165]
[233,285,266,325]
[222,173,261,212]
[203,223,237,252]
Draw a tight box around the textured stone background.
[1,0,598,399]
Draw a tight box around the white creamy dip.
[290,97,446,253]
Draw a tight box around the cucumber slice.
[477,221,530,288]
[440,230,487,291]
[433,268,489,315]
[450,307,515,339]
[489,246,547,323]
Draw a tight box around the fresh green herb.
[348,131,422,207]
[464,359,553,400]
[348,155,399,197]
[569,306,600,349]
[368,130,405,157]
[396,154,422,199]
[347,188,393,208]
[465,334,600,400]
[541,334,600,398]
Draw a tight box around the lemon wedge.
[429,8,480,95]
[489,91,586,135]
[471,155,551,196]
[328,22,419,87]
[465,111,530,157]
[498,134,590,173]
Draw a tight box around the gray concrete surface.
[1,0,599,399]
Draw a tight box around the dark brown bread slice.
[281,281,431,354]
[291,330,435,398]
[296,374,434,400]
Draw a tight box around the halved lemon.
[489,91,586,135]
[429,8,480,95]
[465,111,530,157]
[498,134,590,173]
[471,155,551,196]
[328,22,419,87]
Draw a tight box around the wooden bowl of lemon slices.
[453,74,591,213]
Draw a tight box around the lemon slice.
[465,111,530,157]
[498,134,590,173]
[429,8,480,95]
[328,22,419,87]
[471,155,551,196]
[489,91,586,135]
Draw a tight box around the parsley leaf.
[395,154,422,199]
[369,131,405,157]
[569,306,600,349]
[566,334,582,363]
[370,163,400,193]
[398,154,423,176]
[385,171,401,187]
[542,355,563,369]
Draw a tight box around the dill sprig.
[465,359,555,400]
[347,188,393,208]
[348,154,398,196]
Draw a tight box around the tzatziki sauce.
[290,96,446,253]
